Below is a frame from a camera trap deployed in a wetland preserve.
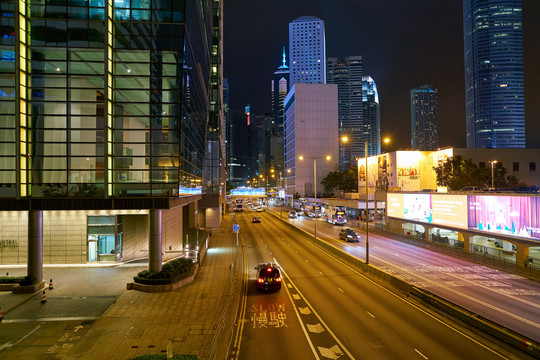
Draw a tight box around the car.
[252,216,261,223]
[288,211,297,218]
[255,263,282,291]
[256,207,264,212]
[339,228,361,242]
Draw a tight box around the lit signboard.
[431,194,468,228]
[468,195,540,240]
[387,192,540,241]
[179,186,202,195]
[231,188,266,196]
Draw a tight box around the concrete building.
[357,148,540,194]
[0,1,224,278]
[410,85,439,151]
[463,0,525,148]
[283,84,339,197]
[289,16,326,86]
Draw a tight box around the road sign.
[233,224,239,232]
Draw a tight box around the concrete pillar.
[460,233,472,254]
[515,243,530,268]
[149,209,163,273]
[424,226,432,242]
[28,210,43,283]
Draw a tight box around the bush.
[133,258,195,285]
[19,276,37,286]
[0,276,25,284]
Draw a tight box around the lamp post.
[364,138,390,265]
[490,160,497,189]
[299,155,331,239]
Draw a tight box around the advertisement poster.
[431,194,467,228]
[468,195,540,240]
[403,194,432,223]
[387,193,404,218]
[377,154,389,191]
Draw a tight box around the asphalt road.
[274,207,540,342]
[236,209,523,359]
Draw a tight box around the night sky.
[223,0,540,151]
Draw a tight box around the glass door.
[88,237,98,262]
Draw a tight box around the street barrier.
[268,208,540,358]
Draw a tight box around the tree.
[433,156,520,190]
[320,165,358,194]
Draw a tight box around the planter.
[12,280,46,294]
[127,264,199,293]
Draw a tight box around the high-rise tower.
[463,0,525,148]
[327,57,363,168]
[362,76,381,156]
[410,85,440,151]
[289,16,326,86]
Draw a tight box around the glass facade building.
[0,0,214,199]
[463,0,525,148]
[327,56,363,169]
[410,85,439,151]
[362,76,381,156]
[289,15,326,86]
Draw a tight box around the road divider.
[267,208,540,358]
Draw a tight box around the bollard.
[167,338,173,358]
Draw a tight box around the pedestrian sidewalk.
[56,218,239,360]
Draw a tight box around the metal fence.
[374,227,540,281]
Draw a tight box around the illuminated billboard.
[431,194,468,228]
[231,188,266,196]
[387,192,540,241]
[468,196,540,240]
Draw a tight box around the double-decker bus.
[324,206,347,225]
[234,198,243,212]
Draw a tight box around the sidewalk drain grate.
[148,345,155,348]
[131,346,138,349]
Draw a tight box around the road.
[272,206,540,343]
[236,208,522,359]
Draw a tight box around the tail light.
[257,278,263,283]
[276,277,282,282]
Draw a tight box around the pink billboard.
[468,195,540,240]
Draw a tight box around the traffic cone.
[49,278,53,290]
[40,290,47,303]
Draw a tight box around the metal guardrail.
[267,207,540,358]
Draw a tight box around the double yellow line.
[230,234,248,360]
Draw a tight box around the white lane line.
[2,316,99,323]
[318,271,324,276]
[0,324,40,350]
[374,256,540,329]
[274,258,356,360]
[305,259,309,263]
[338,288,344,293]
[269,252,272,255]
[414,348,428,359]
[366,311,375,318]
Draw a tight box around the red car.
[252,216,261,223]
[255,263,282,291]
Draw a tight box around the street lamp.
[364,138,390,265]
[490,160,497,189]
[299,155,331,239]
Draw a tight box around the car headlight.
[347,235,352,238]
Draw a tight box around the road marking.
[305,259,309,263]
[366,311,375,318]
[318,345,344,360]
[299,307,312,315]
[269,252,272,255]
[275,259,356,360]
[306,323,325,333]
[2,316,98,323]
[318,271,324,275]
[287,283,293,288]
[338,288,344,293]
[292,294,301,300]
[0,324,41,350]
[414,349,428,359]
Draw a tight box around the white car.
[256,207,264,212]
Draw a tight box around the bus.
[324,206,347,225]
[234,198,243,212]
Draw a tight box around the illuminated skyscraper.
[463,0,525,148]
[362,76,381,156]
[410,85,439,151]
[289,16,326,86]
[327,56,363,168]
